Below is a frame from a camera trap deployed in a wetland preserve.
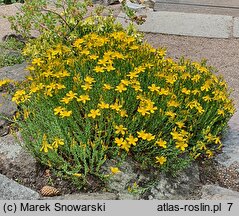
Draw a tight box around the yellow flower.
[201,82,210,91]
[130,45,139,50]
[98,57,111,66]
[120,141,131,152]
[32,58,43,66]
[196,106,205,114]
[12,90,26,101]
[42,70,53,78]
[181,87,191,95]
[73,173,82,177]
[148,84,160,93]
[181,72,190,79]
[110,102,122,111]
[84,76,95,84]
[191,74,201,82]
[73,38,84,48]
[205,133,214,142]
[120,79,130,86]
[131,84,142,92]
[127,71,139,79]
[175,121,185,129]
[217,109,225,116]
[88,109,101,118]
[12,90,30,104]
[57,70,70,78]
[199,66,208,74]
[115,125,127,135]
[158,88,169,96]
[77,94,90,103]
[167,100,180,108]
[137,130,148,140]
[0,79,13,87]
[145,133,155,141]
[157,49,166,56]
[60,97,71,104]
[66,90,77,100]
[54,106,64,115]
[55,83,66,90]
[165,111,176,119]
[119,109,128,117]
[105,64,115,72]
[114,137,126,147]
[52,138,64,149]
[170,131,185,142]
[126,134,138,146]
[93,66,105,73]
[113,51,124,59]
[89,54,99,60]
[155,138,167,148]
[110,167,121,174]
[103,83,112,91]
[60,110,72,118]
[175,141,188,151]
[202,95,212,102]
[40,134,53,153]
[81,83,92,91]
[165,75,177,84]
[155,156,167,165]
[196,141,207,150]
[115,83,127,93]
[98,101,110,109]
[81,49,90,55]
[206,150,213,158]
[214,137,222,145]
[44,88,53,97]
[137,106,150,116]
[134,65,146,73]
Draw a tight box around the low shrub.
[3,0,235,188]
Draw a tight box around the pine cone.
[40,186,60,197]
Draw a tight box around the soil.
[1,2,239,197]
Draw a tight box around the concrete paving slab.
[233,17,239,38]
[118,11,233,38]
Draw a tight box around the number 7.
[227,203,233,211]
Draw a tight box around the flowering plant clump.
[11,22,235,186]
[7,2,235,187]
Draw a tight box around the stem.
[41,8,71,30]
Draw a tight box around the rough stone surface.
[216,109,239,168]
[146,164,201,200]
[0,92,17,136]
[0,62,28,82]
[0,92,17,119]
[42,192,117,200]
[201,185,239,200]
[0,133,37,182]
[102,159,200,200]
[126,1,146,11]
[102,159,138,194]
[0,174,40,200]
